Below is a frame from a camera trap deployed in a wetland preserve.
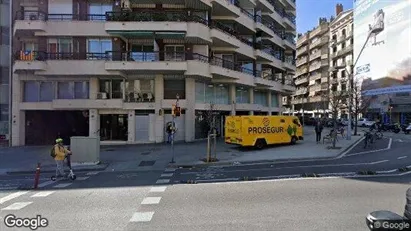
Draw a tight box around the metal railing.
[210,20,253,47]
[14,10,106,21]
[105,10,208,25]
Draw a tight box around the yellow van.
[224,115,303,149]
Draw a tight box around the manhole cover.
[141,152,151,155]
[139,161,156,166]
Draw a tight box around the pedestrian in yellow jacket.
[54,138,71,177]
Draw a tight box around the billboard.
[353,0,411,96]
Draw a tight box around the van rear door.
[225,116,243,144]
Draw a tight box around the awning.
[107,31,186,39]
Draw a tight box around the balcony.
[295,88,308,95]
[283,33,296,50]
[291,98,307,104]
[211,0,241,17]
[309,24,329,38]
[209,56,253,81]
[255,45,283,69]
[105,51,209,75]
[254,73,285,91]
[255,15,276,39]
[295,76,308,85]
[310,85,321,92]
[296,45,309,57]
[283,12,296,30]
[52,97,124,110]
[309,62,321,72]
[13,11,47,36]
[338,31,353,43]
[13,51,47,73]
[296,56,308,67]
[310,71,328,81]
[309,95,323,102]
[284,57,296,71]
[105,10,210,43]
[321,77,328,83]
[257,0,275,14]
[14,51,117,76]
[297,34,309,48]
[321,83,329,90]
[310,36,329,50]
[295,66,308,77]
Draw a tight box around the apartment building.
[11,0,296,146]
[0,0,11,146]
[329,4,353,118]
[284,17,329,117]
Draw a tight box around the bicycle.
[363,130,374,149]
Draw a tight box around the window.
[164,79,185,99]
[332,47,337,53]
[271,93,278,107]
[130,44,155,61]
[0,67,9,84]
[164,45,185,61]
[342,29,346,36]
[39,82,54,101]
[87,39,112,59]
[48,0,73,20]
[0,26,9,45]
[23,81,39,102]
[236,87,249,104]
[74,82,89,99]
[88,3,112,20]
[333,60,337,66]
[56,81,90,99]
[48,38,73,59]
[341,71,346,78]
[342,42,345,48]
[254,91,267,106]
[332,34,337,40]
[99,79,124,99]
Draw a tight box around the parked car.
[357,118,375,127]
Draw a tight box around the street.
[1,133,411,230]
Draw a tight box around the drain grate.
[141,152,151,156]
[139,160,156,166]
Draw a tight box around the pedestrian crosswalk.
[0,171,101,212]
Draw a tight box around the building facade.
[329,5,353,118]
[286,17,329,117]
[11,0,296,146]
[0,0,11,146]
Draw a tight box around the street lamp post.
[340,27,378,140]
[170,93,180,164]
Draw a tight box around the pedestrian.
[53,138,71,179]
[315,120,323,144]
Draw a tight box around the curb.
[6,163,109,175]
[168,136,365,169]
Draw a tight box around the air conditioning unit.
[97,92,107,99]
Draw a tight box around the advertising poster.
[353,0,411,96]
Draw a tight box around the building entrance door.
[100,114,128,141]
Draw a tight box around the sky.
[296,0,354,34]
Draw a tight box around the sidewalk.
[0,128,363,174]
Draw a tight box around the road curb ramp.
[357,170,377,175]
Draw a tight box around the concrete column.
[154,75,165,143]
[267,91,272,115]
[278,94,283,115]
[292,96,295,116]
[90,77,99,99]
[11,74,23,146]
[185,78,195,142]
[127,110,135,143]
[229,84,236,115]
[89,109,99,137]
[249,88,254,115]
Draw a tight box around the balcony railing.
[283,12,296,25]
[105,10,208,25]
[258,45,282,61]
[284,56,296,65]
[14,10,106,21]
[210,21,253,47]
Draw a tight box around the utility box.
[69,136,100,164]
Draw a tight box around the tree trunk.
[354,95,359,135]
[332,112,337,148]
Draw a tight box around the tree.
[328,88,349,148]
[202,103,221,162]
[351,80,373,136]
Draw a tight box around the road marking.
[141,197,161,205]
[377,169,397,174]
[31,191,55,197]
[150,186,167,192]
[75,177,90,181]
[164,168,176,172]
[0,191,28,204]
[371,160,389,164]
[53,183,72,188]
[1,202,32,210]
[86,172,100,176]
[345,138,392,157]
[38,181,56,188]
[398,156,407,160]
[129,212,155,222]
[156,179,170,184]
[160,173,173,177]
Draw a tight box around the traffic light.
[171,105,181,117]
[175,106,181,117]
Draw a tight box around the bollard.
[33,163,41,189]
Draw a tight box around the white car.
[358,118,375,127]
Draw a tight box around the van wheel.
[290,136,297,145]
[255,139,266,149]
